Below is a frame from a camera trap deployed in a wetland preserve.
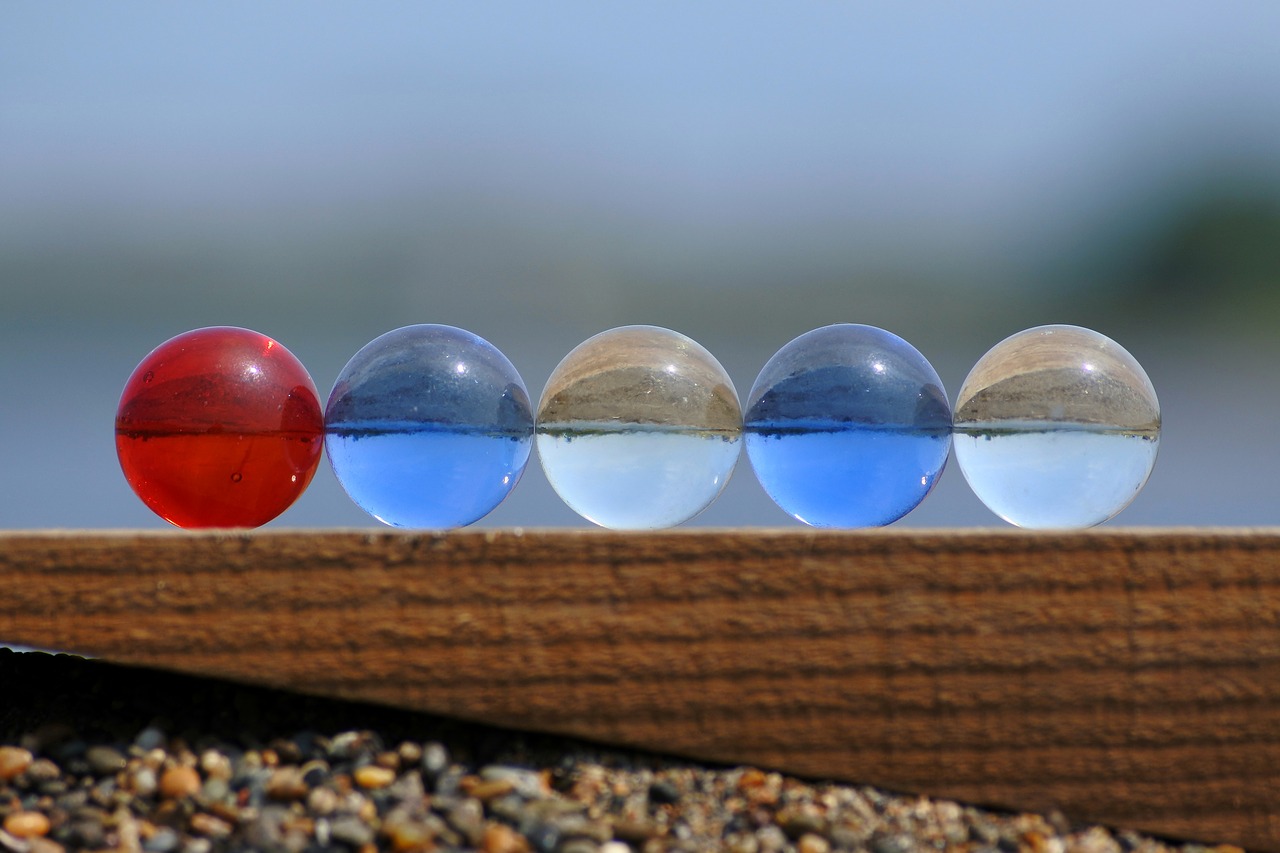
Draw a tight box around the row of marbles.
[114,323,1160,531]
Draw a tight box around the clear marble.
[536,326,741,529]
[953,325,1160,529]
[325,325,533,528]
[744,324,951,527]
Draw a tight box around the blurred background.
[2,2,1278,530]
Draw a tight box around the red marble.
[115,327,324,528]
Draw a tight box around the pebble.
[134,727,167,753]
[4,811,51,838]
[198,750,232,782]
[648,780,681,805]
[85,746,127,776]
[23,759,59,784]
[353,764,396,790]
[0,746,33,781]
[142,826,181,853]
[482,765,549,799]
[328,814,375,848]
[158,766,201,800]
[798,833,831,853]
[188,813,232,839]
[0,649,1230,853]
[265,766,309,801]
[483,823,531,853]
[462,776,517,802]
[446,797,486,846]
[306,786,339,817]
[421,742,449,779]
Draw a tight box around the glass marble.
[744,324,952,527]
[953,324,1160,529]
[536,325,741,529]
[115,326,324,528]
[325,325,533,528]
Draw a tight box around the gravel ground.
[0,649,1239,853]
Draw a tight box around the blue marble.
[744,324,951,527]
[325,325,533,528]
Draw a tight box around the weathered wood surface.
[1,529,1278,849]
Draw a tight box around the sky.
[2,3,1279,530]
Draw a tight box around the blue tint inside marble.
[326,427,531,528]
[745,426,950,527]
[744,325,951,527]
[325,325,533,527]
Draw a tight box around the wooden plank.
[1,528,1278,849]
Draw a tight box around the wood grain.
[1,529,1278,849]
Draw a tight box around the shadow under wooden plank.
[1,528,1277,850]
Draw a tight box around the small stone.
[134,727,167,752]
[85,746,127,776]
[64,818,107,848]
[24,759,60,783]
[383,814,436,853]
[268,738,302,766]
[199,750,232,782]
[461,776,516,802]
[610,818,661,843]
[27,838,65,853]
[4,810,52,838]
[421,742,449,779]
[482,823,531,853]
[446,798,485,847]
[328,731,380,762]
[647,780,680,805]
[481,766,549,799]
[188,812,233,839]
[557,840,600,853]
[265,767,309,801]
[525,822,561,853]
[130,767,158,798]
[869,833,913,853]
[776,804,827,839]
[756,826,788,853]
[159,766,201,800]
[328,815,375,848]
[0,746,33,781]
[201,778,230,804]
[307,786,339,816]
[798,834,831,853]
[143,826,182,853]
[353,765,396,790]
[299,760,329,788]
[396,742,423,767]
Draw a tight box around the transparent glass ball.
[744,324,951,527]
[536,325,741,529]
[953,324,1160,529]
[325,325,533,528]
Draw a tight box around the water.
[953,424,1160,528]
[325,425,532,528]
[535,426,741,529]
[745,424,951,527]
